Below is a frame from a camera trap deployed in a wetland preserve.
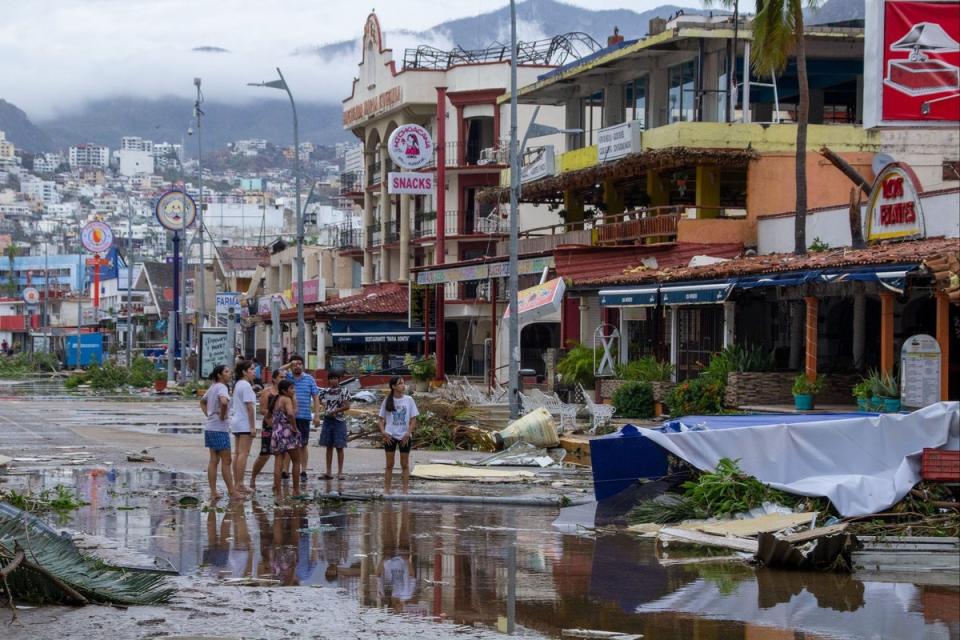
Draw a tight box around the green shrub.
[611,381,655,419]
[666,376,726,415]
[723,344,775,373]
[404,355,436,382]
[0,351,59,378]
[791,373,825,396]
[615,356,673,382]
[128,356,158,387]
[86,361,129,390]
[557,343,601,387]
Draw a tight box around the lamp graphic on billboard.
[885,21,960,113]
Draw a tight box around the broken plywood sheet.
[411,464,535,482]
[658,527,759,554]
[684,512,817,537]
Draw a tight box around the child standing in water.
[201,365,241,501]
[377,376,419,495]
[270,379,303,495]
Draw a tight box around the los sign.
[865,162,925,242]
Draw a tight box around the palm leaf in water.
[0,503,175,605]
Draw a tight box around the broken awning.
[330,320,430,344]
[659,280,735,305]
[599,287,658,307]
[818,264,919,295]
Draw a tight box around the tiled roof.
[218,246,271,272]
[584,236,960,286]
[277,283,409,322]
[556,242,744,286]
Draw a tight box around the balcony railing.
[422,141,507,168]
[368,223,381,247]
[413,212,436,239]
[337,224,363,250]
[339,171,364,195]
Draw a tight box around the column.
[852,292,866,369]
[789,301,804,370]
[880,293,895,376]
[804,296,818,381]
[936,292,950,401]
[362,150,374,285]
[316,321,327,372]
[695,165,721,218]
[435,87,448,382]
[399,194,411,282]
[379,143,390,283]
[669,307,679,382]
[603,84,625,126]
[723,301,735,349]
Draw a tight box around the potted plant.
[852,379,872,412]
[791,373,824,411]
[153,370,168,393]
[875,371,901,413]
[406,355,436,392]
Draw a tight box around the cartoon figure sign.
[80,220,113,253]
[387,124,434,170]
[155,190,197,231]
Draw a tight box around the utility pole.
[194,78,206,380]
[508,0,521,419]
[126,198,134,368]
[75,215,83,369]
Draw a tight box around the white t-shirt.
[203,382,230,432]
[229,379,257,433]
[379,556,416,601]
[378,395,420,439]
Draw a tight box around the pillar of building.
[852,292,866,369]
[695,165,721,218]
[603,84,625,127]
[379,143,390,283]
[399,194,411,283]
[789,301,804,370]
[563,190,584,225]
[362,153,374,285]
[936,292,950,400]
[602,179,625,216]
[316,321,326,372]
[723,301,735,349]
[646,171,669,207]
[880,292,895,376]
[804,296,818,381]
[435,87,448,381]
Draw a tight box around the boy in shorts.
[318,372,351,480]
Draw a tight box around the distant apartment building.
[120,136,154,153]
[233,139,267,156]
[152,142,182,168]
[0,131,14,160]
[69,144,110,169]
[117,149,155,176]
[19,176,59,204]
[32,153,62,174]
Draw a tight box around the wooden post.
[490,278,498,388]
[804,296,818,381]
[880,293,895,376]
[936,292,950,400]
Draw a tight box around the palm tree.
[712,0,819,255]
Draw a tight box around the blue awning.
[660,281,735,305]
[599,287,658,307]
[736,271,823,289]
[818,264,918,295]
[330,320,429,344]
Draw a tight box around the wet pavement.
[1,384,958,639]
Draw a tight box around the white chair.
[529,389,579,433]
[579,383,616,433]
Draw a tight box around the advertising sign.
[199,328,229,379]
[520,146,555,184]
[22,287,40,305]
[503,277,566,323]
[901,333,941,407]
[597,120,642,162]
[80,221,113,253]
[388,172,435,195]
[865,162,926,241]
[864,0,960,127]
[155,190,197,231]
[387,124,434,170]
[291,279,326,304]
[215,292,241,315]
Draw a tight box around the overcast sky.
[0,0,695,121]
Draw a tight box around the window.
[624,77,648,129]
[577,91,605,147]
[668,60,697,123]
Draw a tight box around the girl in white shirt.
[230,360,258,494]
[201,365,241,501]
[378,376,419,495]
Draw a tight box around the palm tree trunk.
[793,10,809,255]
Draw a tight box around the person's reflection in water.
[294,504,321,585]
[226,501,252,578]
[203,508,231,578]
[271,504,305,585]
[252,500,274,579]
[376,503,417,612]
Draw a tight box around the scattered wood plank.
[657,527,759,554]
[559,435,592,467]
[562,630,643,639]
[756,524,856,571]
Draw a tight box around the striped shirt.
[288,372,319,420]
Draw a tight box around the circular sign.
[23,287,40,305]
[155,190,197,231]
[387,124,434,170]
[81,221,114,253]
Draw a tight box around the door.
[676,305,724,381]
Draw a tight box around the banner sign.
[520,146,555,184]
[864,0,960,127]
[199,328,228,379]
[215,292,241,315]
[291,279,325,304]
[865,162,925,241]
[597,120,642,162]
[388,172,435,195]
[387,124,434,170]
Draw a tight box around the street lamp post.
[194,78,205,380]
[249,68,305,356]
[125,197,134,368]
[75,213,83,369]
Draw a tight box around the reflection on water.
[12,468,960,639]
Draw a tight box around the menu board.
[900,334,941,408]
[199,329,229,379]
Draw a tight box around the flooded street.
[3,466,957,639]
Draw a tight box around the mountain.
[39,97,351,154]
[0,99,56,153]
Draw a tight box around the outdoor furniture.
[528,388,579,433]
[579,383,616,433]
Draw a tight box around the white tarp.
[641,402,959,517]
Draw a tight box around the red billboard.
[866,0,960,126]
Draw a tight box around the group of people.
[199,353,420,500]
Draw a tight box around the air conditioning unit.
[478,146,507,166]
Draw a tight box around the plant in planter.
[153,370,168,392]
[405,355,436,391]
[791,373,824,410]
[852,379,872,411]
[556,343,601,389]
[874,371,900,413]
[611,381,655,419]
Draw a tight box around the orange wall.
[747,151,876,219]
[677,217,753,245]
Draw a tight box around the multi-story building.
[32,153,63,174]
[120,136,154,152]
[69,144,110,169]
[19,176,59,204]
[233,139,268,156]
[0,131,14,160]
